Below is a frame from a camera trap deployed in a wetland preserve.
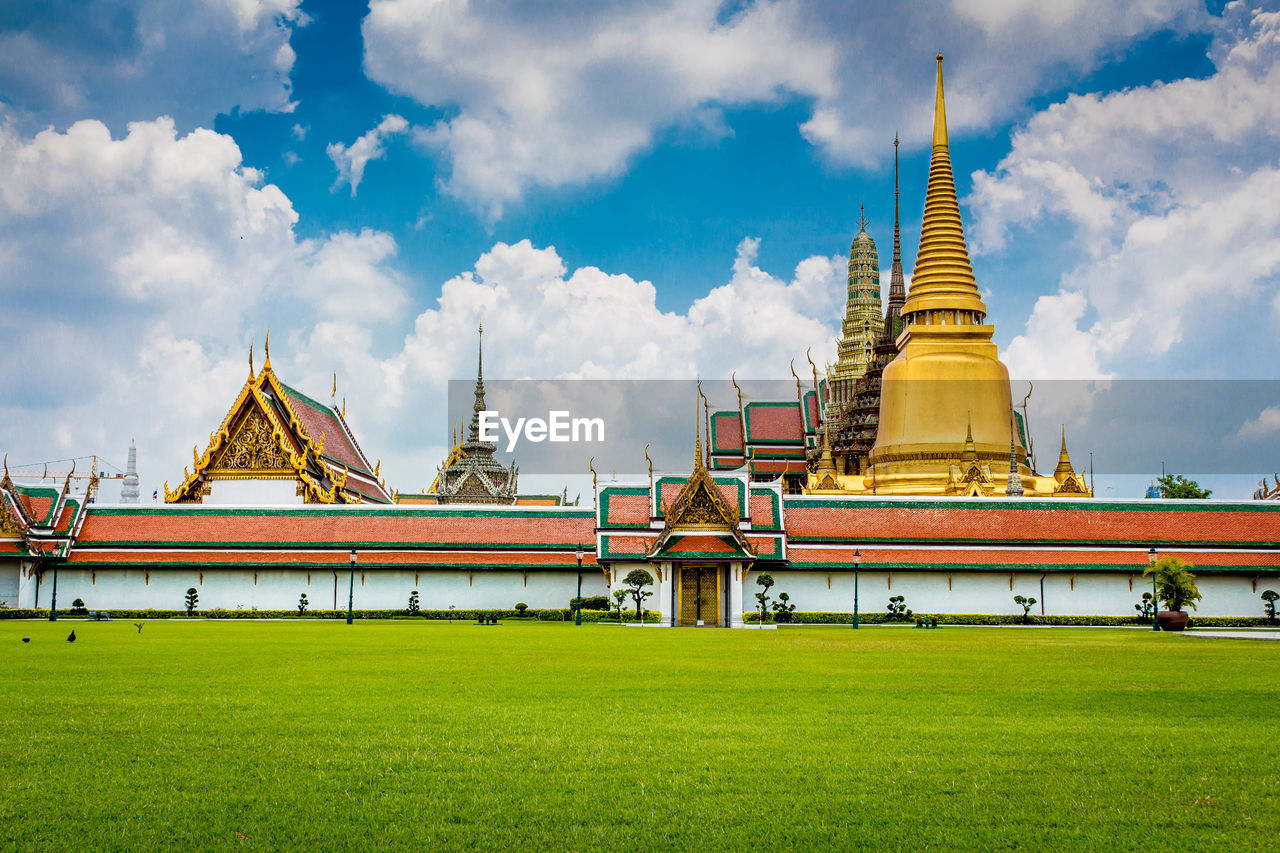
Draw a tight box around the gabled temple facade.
[164,338,392,505]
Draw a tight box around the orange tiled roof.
[783,500,1280,546]
[78,508,595,548]
[787,546,1279,570]
[68,548,597,567]
[606,493,650,525]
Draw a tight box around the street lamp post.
[574,547,584,626]
[852,549,861,629]
[346,549,357,625]
[48,562,59,622]
[1148,546,1159,632]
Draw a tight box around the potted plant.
[1143,556,1201,631]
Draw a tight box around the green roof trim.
[278,382,333,415]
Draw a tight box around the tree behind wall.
[1157,474,1212,499]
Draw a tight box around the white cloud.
[362,0,1204,214]
[0,0,305,131]
[364,0,837,216]
[327,114,409,197]
[0,117,409,499]
[973,4,1280,377]
[389,236,842,390]
[1238,405,1280,439]
[0,114,845,501]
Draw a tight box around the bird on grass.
[21,637,30,643]
[66,630,76,642]
[133,623,144,634]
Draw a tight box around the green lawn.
[2,622,1277,850]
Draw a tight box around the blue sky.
[1,0,1278,499]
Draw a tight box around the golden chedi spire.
[1054,426,1075,484]
[863,54,1026,496]
[901,55,987,324]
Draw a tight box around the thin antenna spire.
[468,324,487,444]
[694,382,704,470]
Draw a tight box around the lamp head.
[853,549,861,567]
[1147,547,1157,563]
[350,549,357,565]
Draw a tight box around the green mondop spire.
[831,204,883,398]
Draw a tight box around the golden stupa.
[807,55,1090,498]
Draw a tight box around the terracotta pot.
[1157,610,1190,631]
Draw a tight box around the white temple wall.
[4,561,1271,618]
[27,567,607,612]
[0,562,19,607]
[743,570,1274,619]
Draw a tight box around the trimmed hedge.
[569,596,611,611]
[745,611,1280,628]
[3,608,1272,627]
[0,607,662,623]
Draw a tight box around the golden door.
[678,565,721,626]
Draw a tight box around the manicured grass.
[3,622,1277,850]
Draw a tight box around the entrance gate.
[678,564,721,626]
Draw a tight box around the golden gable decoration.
[164,338,375,504]
[212,408,292,472]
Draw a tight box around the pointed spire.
[888,132,906,315]
[857,203,869,232]
[902,54,986,324]
[249,342,255,379]
[694,382,704,471]
[961,416,977,465]
[1005,414,1023,497]
[467,324,488,445]
[932,54,948,149]
[332,373,337,399]
[263,330,271,370]
[1054,425,1076,484]
[121,440,140,504]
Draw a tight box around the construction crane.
[7,455,125,484]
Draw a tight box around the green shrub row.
[745,611,1280,627]
[0,607,662,623]
[569,596,611,611]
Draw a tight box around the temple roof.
[164,342,392,505]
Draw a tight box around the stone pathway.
[1183,630,1280,640]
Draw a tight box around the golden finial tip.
[936,53,943,62]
